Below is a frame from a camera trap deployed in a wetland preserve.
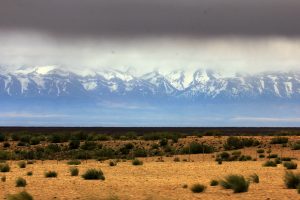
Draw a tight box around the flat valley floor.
[1,152,300,200]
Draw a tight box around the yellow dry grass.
[1,154,300,200]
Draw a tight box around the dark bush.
[81,141,97,150]
[0,150,9,160]
[67,160,81,165]
[210,180,219,186]
[0,163,10,172]
[18,161,26,168]
[15,177,27,187]
[267,154,278,159]
[292,142,300,150]
[224,137,243,150]
[82,169,105,180]
[182,142,214,154]
[20,135,31,143]
[3,142,10,148]
[0,133,5,141]
[159,138,168,146]
[45,144,61,153]
[283,161,298,170]
[132,159,143,165]
[133,148,147,157]
[259,154,265,158]
[270,137,288,144]
[7,191,33,200]
[49,134,62,143]
[1,175,6,182]
[220,174,249,193]
[45,171,57,178]
[30,137,40,145]
[124,143,134,149]
[27,171,33,176]
[173,157,180,162]
[281,157,292,161]
[69,140,80,150]
[219,152,230,160]
[190,184,206,193]
[109,160,117,166]
[257,149,264,154]
[275,158,282,164]
[263,160,277,167]
[284,171,300,189]
[27,160,35,164]
[70,167,79,176]
[249,173,259,183]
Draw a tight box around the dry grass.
[0,136,300,199]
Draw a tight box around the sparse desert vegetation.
[0,128,299,199]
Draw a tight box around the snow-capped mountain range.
[1,66,300,103]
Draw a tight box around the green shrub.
[231,151,242,157]
[82,169,105,180]
[0,163,10,172]
[67,160,81,165]
[257,149,265,154]
[27,171,33,176]
[284,171,300,189]
[30,137,40,145]
[132,159,143,166]
[70,167,79,176]
[224,137,243,150]
[249,173,259,183]
[80,141,97,150]
[281,157,292,161]
[275,158,282,164]
[109,161,117,166]
[283,161,298,170]
[259,154,265,158]
[190,184,206,193]
[182,142,214,154]
[15,177,27,187]
[219,152,230,160]
[27,160,35,164]
[263,160,277,167]
[18,161,26,168]
[7,191,33,200]
[173,157,180,162]
[45,171,57,178]
[0,133,5,141]
[210,180,219,186]
[3,142,10,148]
[220,174,249,193]
[292,142,300,150]
[270,137,288,144]
[159,138,168,146]
[238,155,252,161]
[267,154,278,159]
[0,150,9,160]
[69,140,80,149]
[133,148,147,157]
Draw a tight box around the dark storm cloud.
[1,0,300,38]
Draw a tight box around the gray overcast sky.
[1,0,300,38]
[0,0,300,73]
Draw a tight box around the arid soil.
[1,152,300,200]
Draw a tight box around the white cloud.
[0,31,300,75]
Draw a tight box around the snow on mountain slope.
[0,67,299,102]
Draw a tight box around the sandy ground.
[1,152,300,200]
